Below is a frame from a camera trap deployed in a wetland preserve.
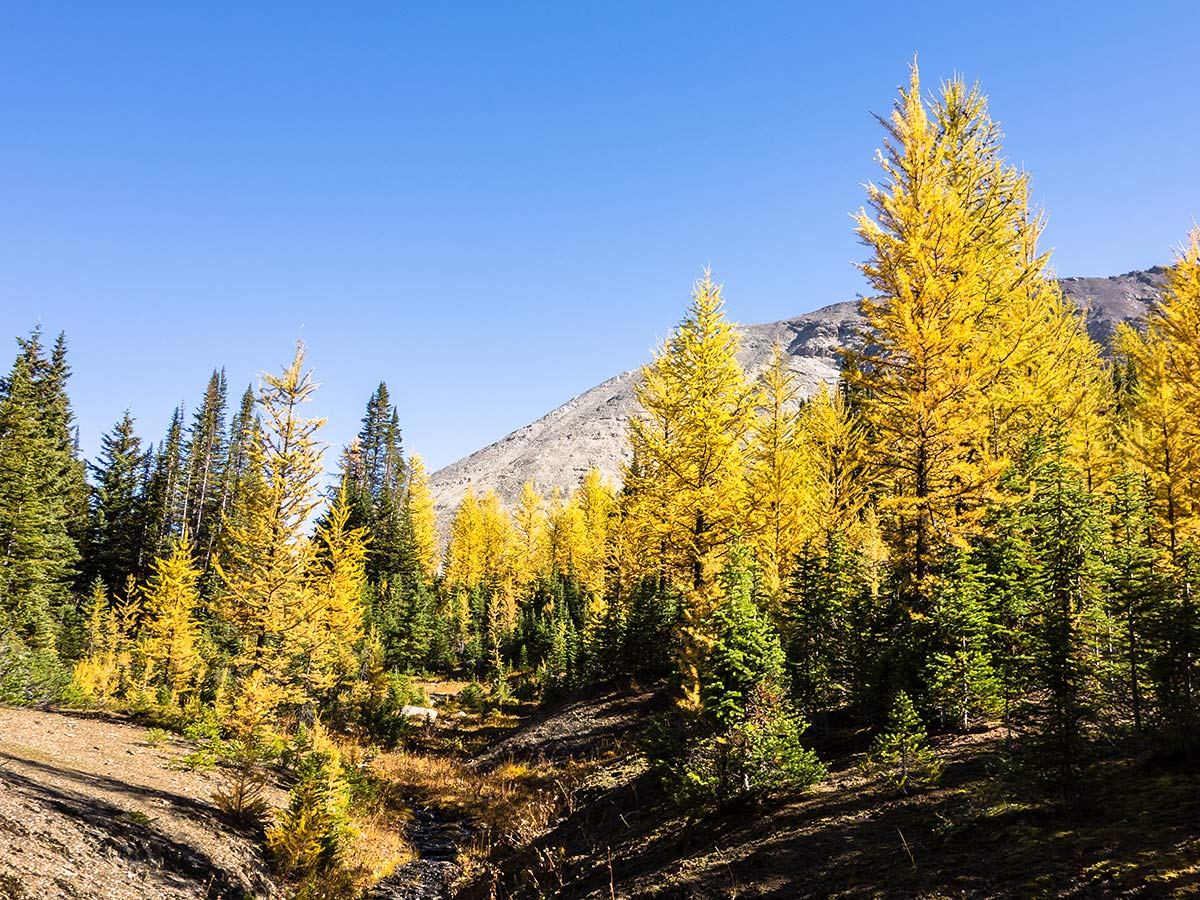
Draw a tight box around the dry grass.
[371,740,594,873]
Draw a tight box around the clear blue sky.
[2,3,1197,473]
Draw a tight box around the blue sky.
[1,3,1197,472]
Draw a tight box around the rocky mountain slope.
[429,269,1167,528]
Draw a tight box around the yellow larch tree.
[403,453,440,583]
[478,489,518,657]
[546,487,586,580]
[512,480,548,588]
[851,65,1035,597]
[299,485,368,698]
[575,468,615,598]
[929,80,1111,485]
[444,488,483,590]
[744,344,806,598]
[213,341,326,702]
[624,268,754,708]
[796,382,871,546]
[1118,226,1200,558]
[138,535,206,706]
[73,581,130,705]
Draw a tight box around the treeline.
[0,65,1198,819]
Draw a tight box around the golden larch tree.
[404,453,440,583]
[625,268,753,708]
[138,535,206,705]
[213,341,326,697]
[745,344,806,598]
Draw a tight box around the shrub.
[353,671,420,750]
[212,732,274,826]
[0,635,72,706]
[459,682,485,711]
[267,727,352,878]
[669,684,824,808]
[862,691,941,793]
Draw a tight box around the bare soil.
[0,706,283,900]
[455,687,1200,899]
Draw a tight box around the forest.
[1,66,1199,896]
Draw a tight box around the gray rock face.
[430,270,1165,530]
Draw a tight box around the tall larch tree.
[299,486,368,702]
[850,65,1007,598]
[625,269,754,709]
[1116,227,1200,739]
[513,481,548,588]
[745,345,806,599]
[403,453,439,584]
[214,342,326,701]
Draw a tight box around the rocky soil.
[0,707,283,900]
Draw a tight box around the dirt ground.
[456,687,1200,900]
[0,706,283,900]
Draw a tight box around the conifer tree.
[1115,227,1200,740]
[926,552,1000,730]
[214,342,326,701]
[1026,437,1104,803]
[88,411,146,593]
[626,270,754,709]
[700,545,785,727]
[402,454,439,584]
[138,535,206,705]
[1104,470,1163,735]
[513,480,548,588]
[745,345,805,598]
[182,369,229,565]
[864,691,940,793]
[142,406,187,562]
[0,338,81,650]
[850,65,1005,597]
[300,486,368,701]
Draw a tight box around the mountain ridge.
[429,269,1167,528]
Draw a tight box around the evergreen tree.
[87,411,146,593]
[142,406,187,563]
[700,545,786,728]
[864,691,940,793]
[0,336,82,650]
[1025,437,1105,803]
[182,369,229,566]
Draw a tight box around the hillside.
[0,707,283,900]
[429,269,1167,527]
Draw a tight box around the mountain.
[429,269,1167,528]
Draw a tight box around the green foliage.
[863,691,941,793]
[459,681,485,711]
[668,684,824,808]
[353,668,420,750]
[927,552,1002,731]
[0,632,72,706]
[700,546,785,727]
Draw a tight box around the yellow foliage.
[624,269,753,708]
[300,485,368,697]
[1118,226,1200,558]
[404,454,440,582]
[138,535,206,705]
